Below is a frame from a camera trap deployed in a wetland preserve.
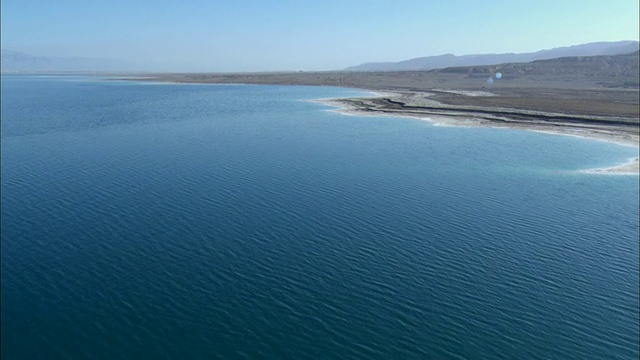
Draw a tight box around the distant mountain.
[1,49,138,73]
[434,50,639,88]
[345,41,640,71]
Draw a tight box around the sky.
[2,0,639,72]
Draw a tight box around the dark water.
[2,75,638,359]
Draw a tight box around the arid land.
[118,53,640,173]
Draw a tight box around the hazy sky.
[2,0,638,72]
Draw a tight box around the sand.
[582,158,640,175]
[113,71,639,174]
[313,90,639,174]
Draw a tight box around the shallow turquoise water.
[1,75,638,359]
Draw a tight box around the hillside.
[345,41,639,71]
[436,51,640,88]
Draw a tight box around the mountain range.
[345,41,639,71]
[2,41,639,74]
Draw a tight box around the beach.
[311,90,639,174]
[116,70,639,174]
[581,157,640,174]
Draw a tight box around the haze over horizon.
[2,0,639,72]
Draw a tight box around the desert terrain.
[118,52,640,173]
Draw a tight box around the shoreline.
[312,90,639,175]
[110,74,639,174]
[580,157,640,175]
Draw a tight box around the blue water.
[2,75,638,359]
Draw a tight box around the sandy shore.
[581,158,640,175]
[113,71,639,174]
[312,90,639,175]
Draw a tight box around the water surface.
[2,75,638,359]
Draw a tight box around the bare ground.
[114,70,640,173]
